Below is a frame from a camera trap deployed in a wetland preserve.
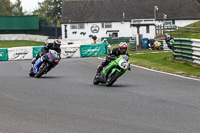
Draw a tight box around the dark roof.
[61,0,200,23]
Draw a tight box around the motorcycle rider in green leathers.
[96,42,130,75]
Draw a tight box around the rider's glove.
[110,55,116,60]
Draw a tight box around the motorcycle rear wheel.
[106,71,120,87]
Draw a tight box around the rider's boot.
[31,59,36,65]
[96,65,103,76]
[31,54,41,67]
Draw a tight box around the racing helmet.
[53,40,61,48]
[119,42,128,54]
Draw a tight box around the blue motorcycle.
[29,50,60,78]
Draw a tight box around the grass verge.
[129,52,200,77]
[166,21,200,39]
[108,43,200,78]
[0,40,44,48]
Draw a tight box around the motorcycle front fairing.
[117,55,130,76]
[33,56,47,74]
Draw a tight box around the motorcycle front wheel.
[106,71,120,87]
[35,65,48,78]
[29,68,35,77]
[93,75,100,85]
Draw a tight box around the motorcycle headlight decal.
[118,59,128,69]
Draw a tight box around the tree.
[33,0,62,26]
[0,0,13,16]
[12,0,24,16]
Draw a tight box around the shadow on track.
[91,84,136,88]
[27,76,65,79]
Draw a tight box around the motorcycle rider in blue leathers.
[32,40,61,66]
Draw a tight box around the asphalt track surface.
[0,57,200,133]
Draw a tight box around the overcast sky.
[10,0,45,13]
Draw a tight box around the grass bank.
[166,21,200,39]
[129,52,200,77]
[0,40,44,48]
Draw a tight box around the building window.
[164,21,172,25]
[172,20,175,25]
[78,24,85,29]
[71,24,85,29]
[146,26,150,33]
[102,22,112,28]
[71,24,77,29]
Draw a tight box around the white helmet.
[119,42,128,54]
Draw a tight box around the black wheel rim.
[107,72,115,82]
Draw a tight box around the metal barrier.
[173,38,200,64]
[101,37,131,44]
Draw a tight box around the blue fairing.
[33,57,46,74]
[32,50,59,75]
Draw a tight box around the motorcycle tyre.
[29,68,35,77]
[106,71,120,87]
[93,76,100,85]
[35,65,48,78]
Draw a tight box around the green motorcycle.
[169,39,175,51]
[93,55,131,87]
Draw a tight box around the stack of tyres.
[129,39,136,51]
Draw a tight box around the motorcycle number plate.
[119,60,128,69]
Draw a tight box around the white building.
[61,0,200,43]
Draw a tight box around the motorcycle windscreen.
[122,55,129,61]
[46,50,59,62]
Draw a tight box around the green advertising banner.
[80,43,108,57]
[0,16,39,30]
[33,46,43,58]
[0,49,8,61]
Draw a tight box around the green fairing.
[102,60,118,75]
[170,40,174,46]
[102,55,129,77]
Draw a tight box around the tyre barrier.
[0,43,108,61]
[173,38,200,64]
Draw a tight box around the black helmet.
[119,42,128,54]
[53,40,61,48]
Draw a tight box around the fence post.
[55,21,57,39]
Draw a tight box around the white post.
[136,34,139,46]
[154,6,159,24]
